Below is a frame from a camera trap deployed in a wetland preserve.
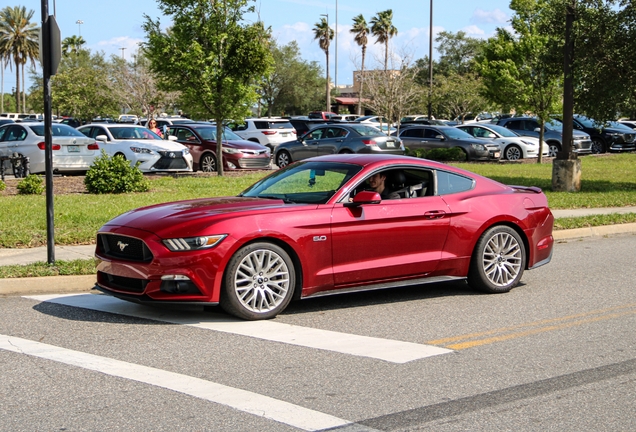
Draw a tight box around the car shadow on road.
[280,279,496,317]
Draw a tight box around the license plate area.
[67,145,80,152]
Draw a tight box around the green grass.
[1,154,636,250]
[0,259,97,278]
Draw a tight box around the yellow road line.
[427,303,636,350]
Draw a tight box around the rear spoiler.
[510,185,543,194]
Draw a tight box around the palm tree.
[62,35,86,56]
[0,6,39,113]
[370,9,398,71]
[350,14,369,115]
[313,17,334,113]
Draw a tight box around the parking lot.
[2,234,636,431]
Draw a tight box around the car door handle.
[424,210,446,219]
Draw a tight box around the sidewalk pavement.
[1,206,635,296]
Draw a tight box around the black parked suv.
[496,117,592,157]
[569,115,636,153]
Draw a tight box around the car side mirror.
[435,134,445,140]
[344,190,382,207]
[95,135,108,142]
[534,127,541,133]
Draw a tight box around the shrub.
[17,174,45,195]
[0,180,5,192]
[405,147,467,161]
[84,150,150,194]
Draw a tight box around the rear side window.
[436,171,475,195]
[266,121,293,129]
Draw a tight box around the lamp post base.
[552,157,581,192]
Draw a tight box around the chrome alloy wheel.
[233,248,291,313]
[481,231,523,287]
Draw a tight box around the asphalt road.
[1,233,635,431]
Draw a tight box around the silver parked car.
[274,124,404,168]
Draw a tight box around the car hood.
[103,197,292,236]
[115,139,186,151]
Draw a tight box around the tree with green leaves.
[143,0,273,176]
[313,16,334,113]
[476,24,562,163]
[259,40,325,117]
[370,9,398,71]
[434,31,485,77]
[0,6,39,113]
[61,35,86,56]
[350,14,369,115]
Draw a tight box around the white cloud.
[471,8,509,25]
[462,25,486,38]
[94,36,144,59]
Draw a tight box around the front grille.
[98,271,148,293]
[238,158,271,169]
[153,151,188,170]
[98,233,153,262]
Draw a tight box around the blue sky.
[4,0,512,95]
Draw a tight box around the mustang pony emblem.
[117,241,129,251]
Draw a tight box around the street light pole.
[76,19,83,37]
[335,0,338,93]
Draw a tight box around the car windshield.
[607,121,634,130]
[346,124,385,136]
[240,161,362,204]
[544,119,564,131]
[484,124,518,137]
[196,126,243,141]
[28,124,86,137]
[107,127,162,140]
[443,128,474,139]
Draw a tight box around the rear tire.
[221,242,296,320]
[468,225,526,294]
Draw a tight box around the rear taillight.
[261,131,277,135]
[88,142,99,150]
[292,130,296,134]
[361,139,377,145]
[37,142,61,150]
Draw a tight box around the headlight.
[521,140,537,146]
[470,143,486,150]
[223,147,242,154]
[182,148,190,155]
[130,146,153,154]
[163,235,227,251]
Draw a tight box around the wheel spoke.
[482,232,522,287]
[233,248,291,313]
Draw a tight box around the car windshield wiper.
[258,194,295,204]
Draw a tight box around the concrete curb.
[0,275,96,296]
[553,222,636,240]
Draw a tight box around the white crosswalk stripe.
[26,293,453,363]
[0,334,351,431]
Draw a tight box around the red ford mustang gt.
[95,154,554,320]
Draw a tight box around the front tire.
[200,153,217,172]
[276,150,291,168]
[591,137,606,154]
[221,242,296,320]
[504,144,522,161]
[468,225,526,294]
[547,142,560,158]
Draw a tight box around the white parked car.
[227,118,296,151]
[77,124,193,172]
[456,123,549,160]
[353,115,397,134]
[0,122,99,174]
